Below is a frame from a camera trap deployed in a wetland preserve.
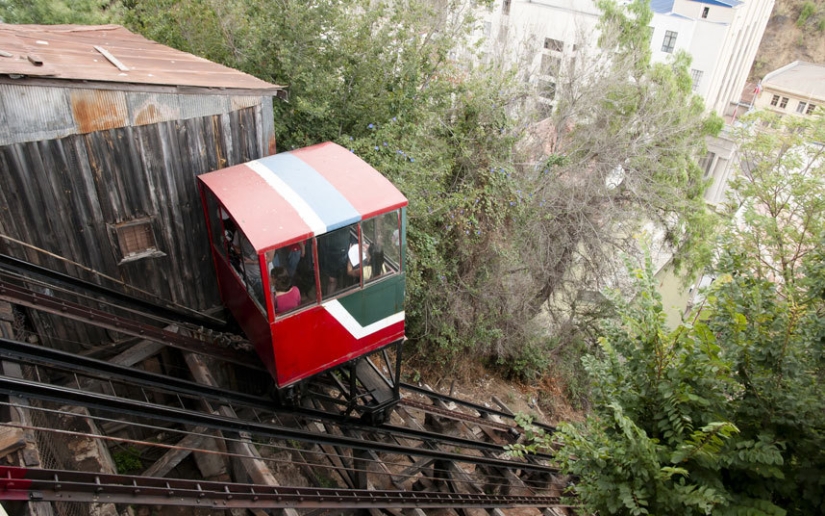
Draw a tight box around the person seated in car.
[271,266,300,314]
[346,241,370,280]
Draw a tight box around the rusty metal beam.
[0,375,556,476]
[0,466,571,509]
[0,279,259,369]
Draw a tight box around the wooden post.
[183,352,300,516]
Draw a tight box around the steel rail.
[0,337,267,407]
[0,337,554,464]
[0,253,226,330]
[0,279,261,370]
[0,375,557,475]
[0,466,571,509]
[395,399,556,461]
[401,382,557,433]
[2,409,521,497]
[400,397,517,432]
[0,268,193,337]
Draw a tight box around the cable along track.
[0,266,572,513]
[0,335,570,512]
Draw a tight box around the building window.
[702,6,709,18]
[698,152,716,179]
[544,38,564,52]
[540,54,561,76]
[502,0,510,15]
[113,219,164,263]
[770,94,780,106]
[797,101,807,114]
[779,97,789,109]
[539,80,556,101]
[661,30,677,53]
[690,69,703,91]
[806,103,817,115]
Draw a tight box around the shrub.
[797,1,816,26]
[113,447,143,474]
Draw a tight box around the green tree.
[121,0,492,150]
[708,110,825,514]
[120,0,525,365]
[516,112,825,514]
[495,0,721,373]
[0,0,118,24]
[10,0,721,380]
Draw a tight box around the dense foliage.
[0,0,117,24]
[0,0,718,380]
[515,112,825,514]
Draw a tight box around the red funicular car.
[198,142,407,420]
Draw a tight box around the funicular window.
[204,190,229,260]
[317,212,402,299]
[266,238,317,315]
[361,210,402,284]
[317,223,359,299]
[227,229,266,314]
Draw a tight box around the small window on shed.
[114,219,164,263]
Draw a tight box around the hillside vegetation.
[751,0,825,79]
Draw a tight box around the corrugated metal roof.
[0,24,282,94]
[199,143,408,252]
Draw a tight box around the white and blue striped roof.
[199,142,407,252]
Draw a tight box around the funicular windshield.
[317,209,402,300]
[206,183,402,315]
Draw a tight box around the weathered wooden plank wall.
[0,105,267,351]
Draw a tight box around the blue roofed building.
[479,0,774,118]
[478,0,774,205]
[649,0,774,117]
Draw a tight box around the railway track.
[0,466,569,510]
[0,337,569,512]
[0,265,573,514]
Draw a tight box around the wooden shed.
[0,24,284,349]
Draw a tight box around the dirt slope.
[751,0,825,80]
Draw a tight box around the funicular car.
[198,142,407,421]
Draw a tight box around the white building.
[649,0,774,116]
[481,0,774,206]
[483,0,774,117]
